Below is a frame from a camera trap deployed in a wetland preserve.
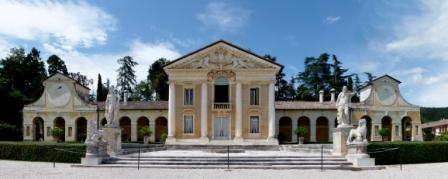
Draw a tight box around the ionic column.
[234,82,243,141]
[200,82,209,140]
[167,82,176,142]
[267,81,276,142]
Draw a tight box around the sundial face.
[377,85,396,105]
[48,83,71,107]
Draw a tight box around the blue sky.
[0,0,447,107]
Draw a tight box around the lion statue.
[346,118,368,144]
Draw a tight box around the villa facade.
[22,40,423,144]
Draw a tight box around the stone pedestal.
[103,127,121,157]
[81,140,108,166]
[345,142,375,167]
[333,126,353,156]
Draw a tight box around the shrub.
[378,128,390,137]
[0,142,85,163]
[368,141,448,165]
[51,127,64,138]
[160,132,168,143]
[295,127,308,137]
[435,133,448,141]
[139,127,152,137]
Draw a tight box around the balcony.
[213,103,231,111]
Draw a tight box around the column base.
[199,137,210,144]
[165,136,177,144]
[266,137,279,145]
[332,125,353,156]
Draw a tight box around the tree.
[330,55,348,92]
[0,47,47,140]
[47,55,68,76]
[117,56,138,99]
[96,74,108,101]
[296,53,332,101]
[69,72,92,87]
[130,80,153,101]
[364,72,375,84]
[264,54,297,101]
[148,58,168,101]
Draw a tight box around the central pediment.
[164,40,283,71]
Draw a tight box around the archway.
[361,116,372,141]
[137,117,150,142]
[278,117,292,143]
[316,117,329,143]
[381,116,392,141]
[33,117,44,141]
[76,117,87,142]
[155,117,167,142]
[119,117,131,142]
[402,117,412,141]
[298,116,310,143]
[100,118,107,129]
[54,117,65,142]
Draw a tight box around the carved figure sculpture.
[105,86,120,127]
[347,118,368,144]
[336,86,355,127]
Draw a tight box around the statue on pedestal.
[105,86,120,127]
[82,119,108,165]
[336,86,355,128]
[347,118,368,144]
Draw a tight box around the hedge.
[0,142,85,163]
[368,141,448,165]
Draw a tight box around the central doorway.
[214,117,229,139]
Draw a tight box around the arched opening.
[214,76,229,103]
[298,116,310,143]
[119,117,131,142]
[100,118,107,129]
[316,117,329,143]
[361,116,372,141]
[402,117,412,141]
[278,117,292,143]
[32,117,44,141]
[137,117,150,142]
[76,117,87,142]
[54,117,65,142]
[155,117,168,142]
[381,116,392,141]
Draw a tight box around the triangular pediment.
[164,40,283,71]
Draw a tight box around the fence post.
[138,146,141,170]
[321,144,323,171]
[227,145,230,170]
[398,147,402,171]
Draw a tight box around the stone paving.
[1,159,448,179]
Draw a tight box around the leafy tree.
[296,53,332,101]
[130,80,153,101]
[96,74,108,101]
[148,58,168,101]
[0,47,47,140]
[330,55,348,92]
[264,54,297,101]
[69,72,92,87]
[47,55,68,76]
[364,72,375,84]
[117,56,138,99]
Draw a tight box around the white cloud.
[197,2,251,33]
[415,82,448,107]
[385,0,448,60]
[0,0,115,51]
[323,16,340,24]
[44,40,181,89]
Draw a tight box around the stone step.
[89,164,356,170]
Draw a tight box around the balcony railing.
[213,103,231,111]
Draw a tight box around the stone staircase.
[120,144,166,155]
[100,154,354,169]
[279,144,333,154]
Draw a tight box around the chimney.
[330,88,336,102]
[319,90,324,103]
[123,91,128,105]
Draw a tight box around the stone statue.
[105,86,120,127]
[336,86,355,127]
[82,119,108,165]
[346,118,368,144]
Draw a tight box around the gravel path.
[1,160,448,179]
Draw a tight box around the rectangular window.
[47,127,51,136]
[68,127,72,137]
[184,88,194,105]
[415,125,419,135]
[26,126,30,136]
[250,116,260,134]
[250,88,259,105]
[395,125,399,136]
[184,115,194,134]
[374,126,379,136]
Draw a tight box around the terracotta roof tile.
[275,101,337,110]
[97,101,168,110]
